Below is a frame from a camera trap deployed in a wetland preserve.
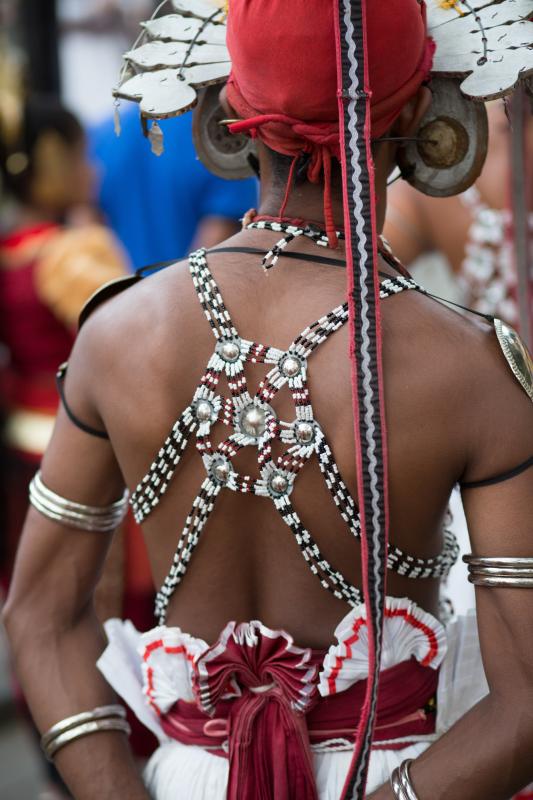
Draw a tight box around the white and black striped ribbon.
[335,1,389,797]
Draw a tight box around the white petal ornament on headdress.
[427,0,533,100]
[142,14,227,45]
[113,0,229,154]
[125,41,229,71]
[397,1,533,199]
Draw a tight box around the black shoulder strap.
[78,259,180,329]
[56,363,109,440]
[209,246,347,268]
[79,275,141,329]
[209,245,423,282]
[461,455,533,489]
[135,259,180,278]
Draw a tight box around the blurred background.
[0,2,257,797]
[0,2,531,799]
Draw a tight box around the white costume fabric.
[98,598,488,798]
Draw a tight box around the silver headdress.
[114,0,533,175]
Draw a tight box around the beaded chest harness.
[130,228,459,624]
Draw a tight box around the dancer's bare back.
[34,228,532,647]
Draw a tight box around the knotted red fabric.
[159,622,439,800]
[227,0,432,142]
[226,0,434,243]
[192,621,319,800]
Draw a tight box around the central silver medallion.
[238,400,277,441]
[240,405,267,438]
[237,402,276,441]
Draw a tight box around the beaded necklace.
[245,217,345,269]
[130,221,459,624]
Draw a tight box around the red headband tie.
[226,0,432,242]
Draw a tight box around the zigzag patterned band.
[334,1,389,797]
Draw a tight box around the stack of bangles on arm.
[390,759,420,799]
[40,705,130,761]
[388,560,533,796]
[463,555,533,587]
[29,470,129,531]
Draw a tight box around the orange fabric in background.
[125,514,154,596]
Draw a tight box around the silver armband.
[390,759,420,800]
[41,704,130,761]
[463,556,533,588]
[29,471,129,532]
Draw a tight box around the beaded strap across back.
[131,248,459,623]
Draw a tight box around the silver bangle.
[464,556,533,568]
[41,704,126,749]
[390,767,404,799]
[468,575,533,588]
[29,471,129,532]
[390,760,420,800]
[463,555,533,588]
[390,767,408,799]
[399,759,420,800]
[43,718,131,761]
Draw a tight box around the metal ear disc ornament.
[398,2,533,197]
[192,84,257,180]
[398,78,488,198]
[417,116,469,169]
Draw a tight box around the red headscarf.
[226,0,434,240]
[227,0,433,148]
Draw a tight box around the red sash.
[161,653,437,800]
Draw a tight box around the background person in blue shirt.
[90,106,258,270]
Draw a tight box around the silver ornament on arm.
[463,555,533,588]
[40,705,130,762]
[29,471,129,533]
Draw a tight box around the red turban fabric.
[226,0,433,157]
